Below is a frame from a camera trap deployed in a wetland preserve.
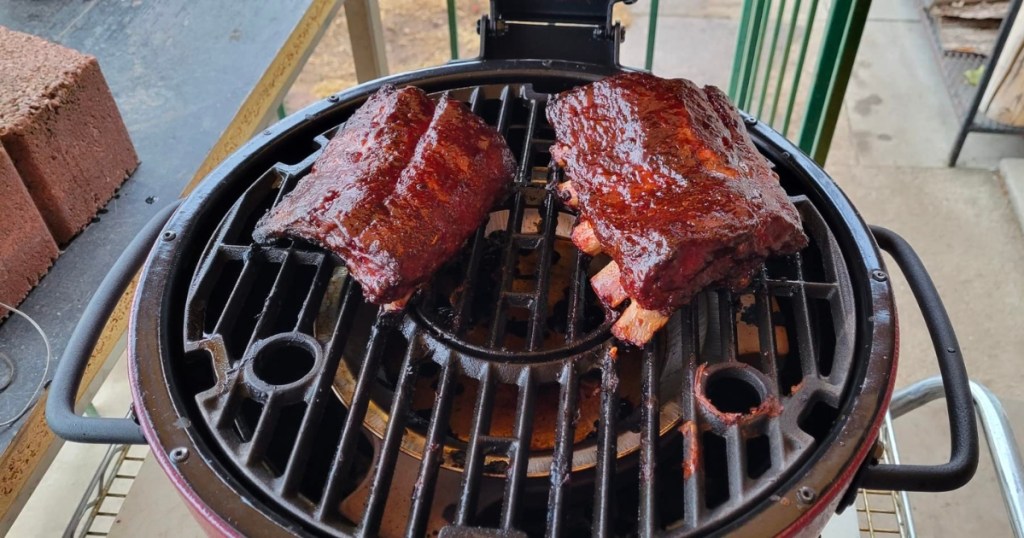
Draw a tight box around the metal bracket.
[478,0,633,65]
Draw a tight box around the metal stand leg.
[890,377,1024,537]
[945,0,1024,167]
[948,122,971,167]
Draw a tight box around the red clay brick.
[0,143,58,319]
[0,26,138,245]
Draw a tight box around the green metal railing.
[730,0,871,164]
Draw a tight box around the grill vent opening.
[203,256,244,334]
[774,296,804,396]
[265,402,308,477]
[746,435,772,479]
[657,434,686,524]
[224,260,279,360]
[233,397,264,443]
[180,349,218,395]
[504,305,533,350]
[270,263,319,333]
[811,298,837,377]
[702,431,730,509]
[798,399,840,443]
[299,397,354,505]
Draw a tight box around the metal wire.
[0,301,52,427]
[856,416,915,537]
[65,436,151,537]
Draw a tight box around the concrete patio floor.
[11,0,1024,536]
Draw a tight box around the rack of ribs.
[547,72,808,346]
[253,85,516,308]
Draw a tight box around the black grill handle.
[858,226,979,491]
[46,202,181,445]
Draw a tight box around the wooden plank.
[0,0,341,530]
[982,10,1024,124]
[345,0,390,82]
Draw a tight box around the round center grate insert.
[413,205,613,364]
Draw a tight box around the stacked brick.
[0,26,138,317]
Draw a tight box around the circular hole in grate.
[704,369,763,414]
[253,339,316,386]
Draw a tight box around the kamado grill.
[47,1,980,536]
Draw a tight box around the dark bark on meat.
[253,85,516,305]
[547,73,807,343]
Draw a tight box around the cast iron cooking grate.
[177,83,857,537]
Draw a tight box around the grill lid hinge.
[477,0,633,66]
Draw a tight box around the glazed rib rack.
[181,83,855,537]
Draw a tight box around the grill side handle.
[46,202,181,445]
[857,226,980,491]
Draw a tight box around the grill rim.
[128,58,897,538]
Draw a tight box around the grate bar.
[210,254,260,342]
[565,220,588,343]
[754,270,780,377]
[488,191,527,347]
[638,340,660,537]
[452,227,487,333]
[516,100,541,185]
[501,292,535,308]
[279,277,360,495]
[717,289,737,362]
[725,423,744,505]
[755,268,793,479]
[680,305,703,529]
[487,96,540,348]
[361,340,425,536]
[316,313,396,521]
[592,346,620,536]
[449,87,491,334]
[500,370,537,530]
[527,189,559,351]
[495,85,514,133]
[294,254,332,333]
[243,392,281,466]
[790,287,820,379]
[455,366,497,525]
[244,247,298,348]
[546,361,579,537]
[406,360,457,538]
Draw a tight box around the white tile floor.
[13,0,1024,535]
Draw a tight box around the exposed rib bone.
[557,181,579,209]
[571,220,602,256]
[382,291,413,312]
[612,302,670,346]
[591,261,628,308]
